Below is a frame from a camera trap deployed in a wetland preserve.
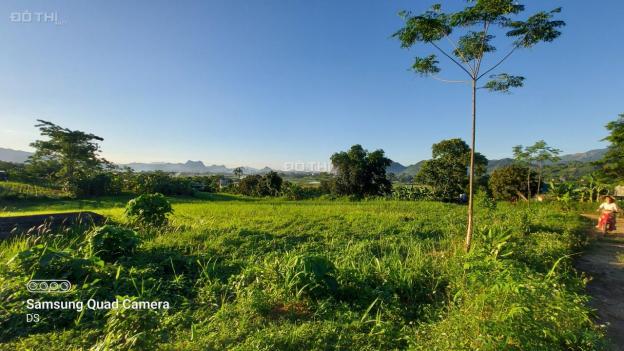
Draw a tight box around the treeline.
[3,113,623,202]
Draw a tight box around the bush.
[87,225,140,261]
[125,193,173,227]
[75,172,123,197]
[236,172,284,197]
[474,189,497,212]
[131,172,194,196]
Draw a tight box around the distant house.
[615,185,624,200]
[0,171,7,181]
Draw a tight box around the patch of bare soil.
[576,214,624,350]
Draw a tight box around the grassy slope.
[0,196,606,350]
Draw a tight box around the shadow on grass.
[0,192,259,214]
[177,192,259,202]
[0,195,133,214]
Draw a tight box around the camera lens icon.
[26,279,72,293]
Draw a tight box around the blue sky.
[1,0,623,169]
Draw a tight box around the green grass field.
[0,195,607,350]
[0,181,69,201]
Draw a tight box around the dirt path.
[576,214,624,350]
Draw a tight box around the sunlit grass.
[0,196,606,349]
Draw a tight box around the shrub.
[474,189,497,212]
[75,172,122,197]
[125,193,173,227]
[132,172,194,196]
[87,225,140,261]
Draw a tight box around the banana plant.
[548,180,576,201]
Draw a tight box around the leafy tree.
[28,120,110,194]
[596,113,624,182]
[415,138,487,201]
[233,167,244,179]
[237,172,284,197]
[513,140,561,199]
[237,175,263,196]
[394,1,565,251]
[528,141,561,195]
[489,164,537,201]
[330,145,392,197]
[263,171,284,196]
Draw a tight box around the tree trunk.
[465,79,477,252]
[536,164,542,196]
[526,168,531,202]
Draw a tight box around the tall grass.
[0,197,607,350]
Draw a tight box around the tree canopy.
[415,138,487,201]
[597,113,624,182]
[513,140,561,197]
[394,1,565,89]
[28,120,110,193]
[489,164,537,201]
[330,145,392,197]
[237,171,284,197]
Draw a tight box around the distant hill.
[398,148,607,176]
[397,161,426,177]
[0,147,32,163]
[0,146,608,177]
[486,158,514,173]
[121,160,272,175]
[558,148,607,163]
[387,161,406,174]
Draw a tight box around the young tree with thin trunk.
[512,145,532,201]
[394,1,564,252]
[233,167,244,179]
[527,140,561,196]
[513,141,561,200]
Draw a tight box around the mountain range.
[123,160,273,175]
[0,147,32,163]
[0,146,607,175]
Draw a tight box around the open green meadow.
[0,195,606,350]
